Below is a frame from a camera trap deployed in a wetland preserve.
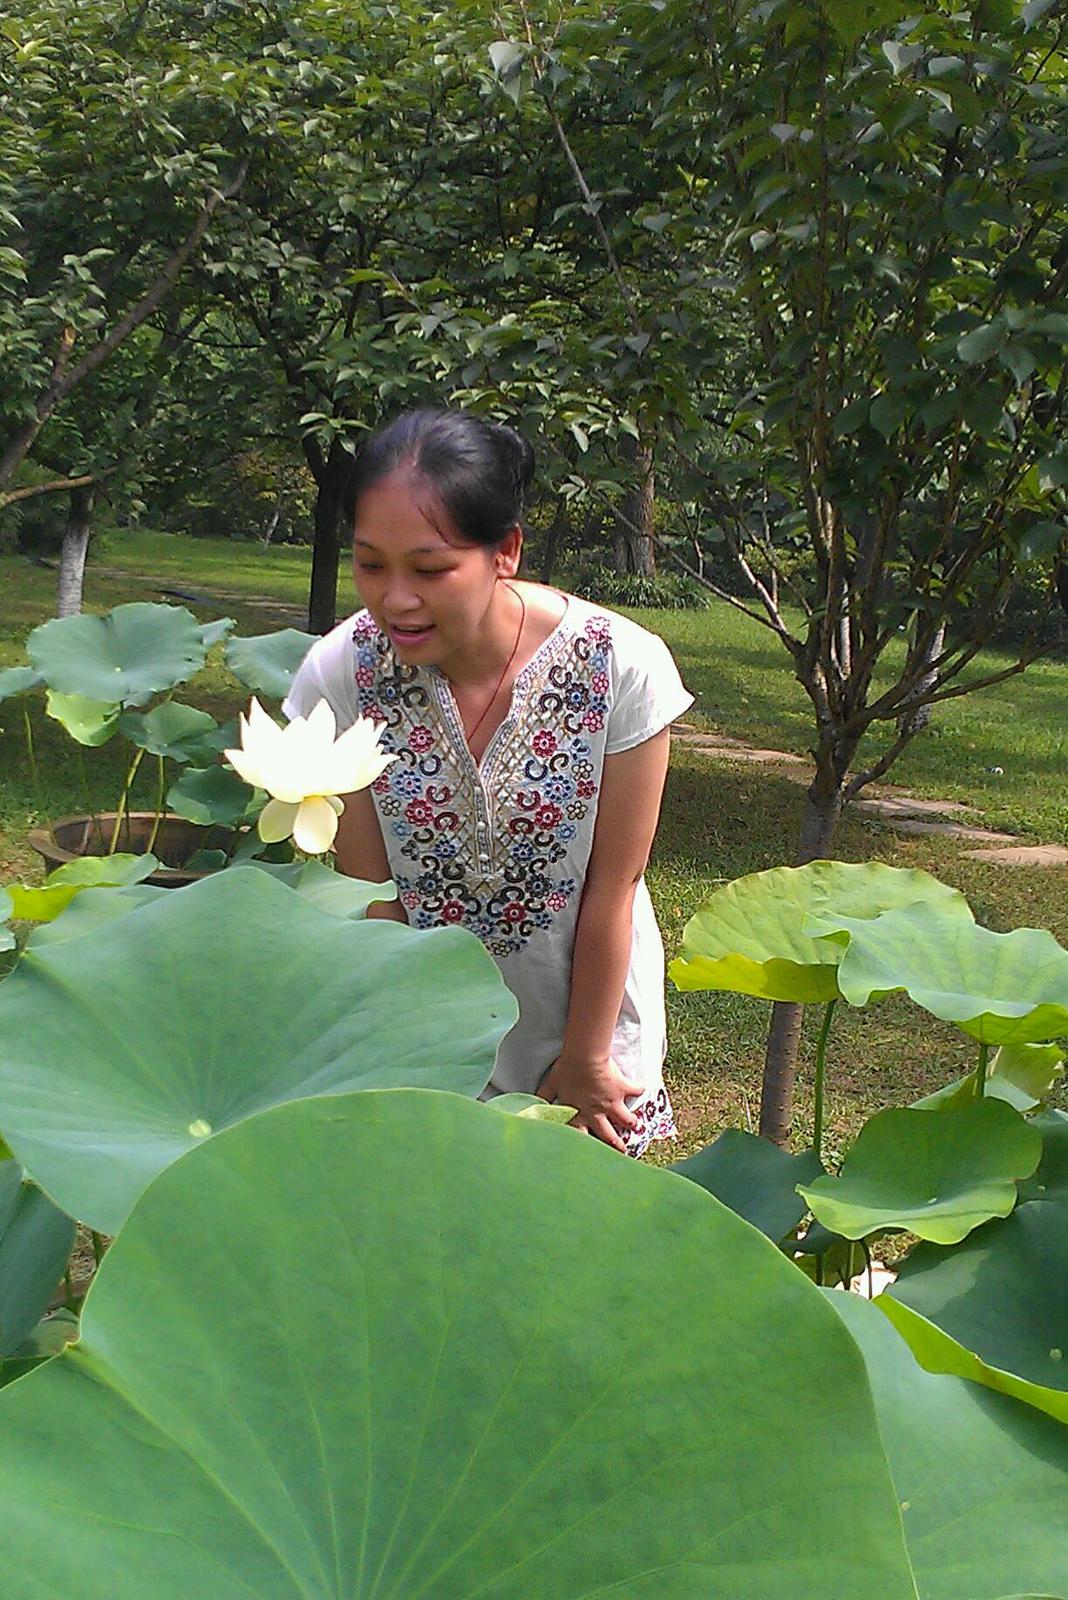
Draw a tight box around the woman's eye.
[356,562,382,572]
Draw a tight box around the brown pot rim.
[27,812,234,885]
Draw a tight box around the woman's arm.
[538,726,672,1149]
[334,785,408,923]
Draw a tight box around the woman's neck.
[441,581,525,690]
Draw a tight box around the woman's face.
[352,468,519,668]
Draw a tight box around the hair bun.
[491,422,535,500]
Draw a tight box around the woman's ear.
[495,524,523,578]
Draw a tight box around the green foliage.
[0,1092,919,1597]
[569,561,711,611]
[0,868,517,1233]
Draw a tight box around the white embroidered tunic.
[283,593,693,1155]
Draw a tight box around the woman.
[283,409,693,1156]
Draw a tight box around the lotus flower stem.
[976,1041,991,1097]
[22,707,51,833]
[145,756,166,857]
[811,999,837,1160]
[73,745,100,840]
[108,746,146,854]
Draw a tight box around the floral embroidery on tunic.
[351,610,613,958]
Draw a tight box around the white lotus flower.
[225,697,395,854]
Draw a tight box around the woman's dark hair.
[343,408,535,547]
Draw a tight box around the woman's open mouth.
[387,623,435,648]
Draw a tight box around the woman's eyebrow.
[354,537,450,555]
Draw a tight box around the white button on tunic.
[284,593,694,1156]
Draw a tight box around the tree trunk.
[540,496,569,584]
[306,440,350,635]
[897,624,946,738]
[56,484,95,617]
[612,434,655,576]
[758,778,843,1147]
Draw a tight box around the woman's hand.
[537,1055,644,1153]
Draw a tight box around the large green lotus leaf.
[28,602,206,707]
[0,1092,917,1598]
[117,702,224,763]
[672,1127,823,1240]
[26,884,168,948]
[7,853,159,923]
[830,904,1068,1043]
[0,870,516,1234]
[828,1291,1068,1600]
[249,859,396,917]
[883,1198,1068,1424]
[0,665,43,702]
[798,1101,1041,1244]
[166,763,257,826]
[670,860,970,1002]
[914,1043,1065,1113]
[0,1162,76,1359]
[45,690,121,746]
[225,627,318,699]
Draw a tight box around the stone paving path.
[671,721,1068,868]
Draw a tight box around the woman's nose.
[382,578,423,614]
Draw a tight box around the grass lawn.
[3,534,1066,1162]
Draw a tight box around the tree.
[0,2,255,499]
[486,0,1068,1141]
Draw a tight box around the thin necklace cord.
[462,584,526,744]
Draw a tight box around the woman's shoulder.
[550,589,677,663]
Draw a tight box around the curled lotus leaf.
[829,1291,1068,1600]
[1018,1110,1068,1203]
[166,765,257,827]
[248,859,396,917]
[0,1091,918,1598]
[883,1164,1068,1425]
[225,628,318,699]
[28,602,205,707]
[670,860,971,1003]
[45,691,120,747]
[117,702,225,764]
[7,854,158,924]
[198,617,235,650]
[485,1092,578,1124]
[0,1162,76,1361]
[0,1308,78,1390]
[26,884,166,948]
[797,1100,1042,1244]
[672,1127,823,1241]
[0,869,517,1234]
[914,1043,1065,1113]
[828,903,1068,1043]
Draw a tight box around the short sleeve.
[605,623,694,755]
[280,615,360,727]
